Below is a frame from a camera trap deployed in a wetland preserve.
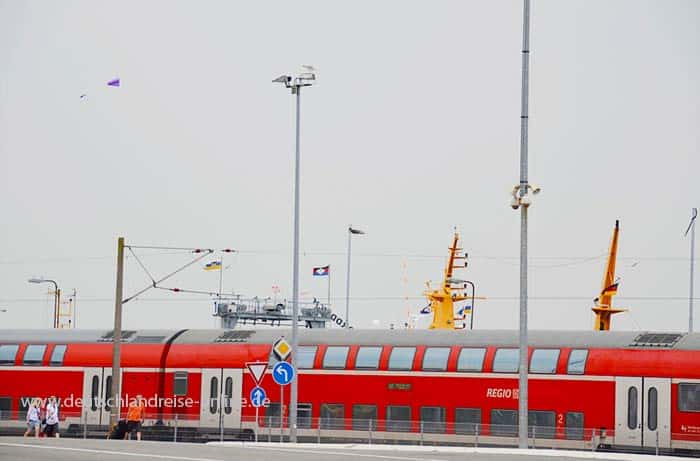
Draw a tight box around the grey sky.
[1,0,698,332]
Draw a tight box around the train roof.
[1,328,700,350]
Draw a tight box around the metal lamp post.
[273,66,316,443]
[509,0,541,449]
[28,277,60,328]
[345,226,365,329]
[685,208,697,333]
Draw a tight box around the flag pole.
[327,265,331,309]
[218,254,224,314]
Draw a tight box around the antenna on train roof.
[592,220,628,330]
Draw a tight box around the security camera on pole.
[510,0,540,449]
[273,66,316,443]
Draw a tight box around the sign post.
[272,338,294,443]
[245,362,268,443]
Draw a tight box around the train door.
[615,377,670,448]
[642,378,670,449]
[82,367,114,426]
[200,369,242,430]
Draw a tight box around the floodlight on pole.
[511,0,536,449]
[345,226,365,329]
[273,65,316,443]
[28,277,60,328]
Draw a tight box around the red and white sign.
[246,362,268,386]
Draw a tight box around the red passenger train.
[0,328,699,454]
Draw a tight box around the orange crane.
[591,220,627,330]
[423,232,482,329]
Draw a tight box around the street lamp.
[28,277,60,328]
[685,208,697,333]
[273,65,316,443]
[345,226,365,329]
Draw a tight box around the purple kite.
[107,78,120,87]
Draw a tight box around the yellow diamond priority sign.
[273,337,292,361]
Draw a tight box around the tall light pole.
[273,66,316,443]
[510,0,540,449]
[345,226,365,328]
[28,277,60,328]
[685,208,697,333]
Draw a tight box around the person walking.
[44,396,60,438]
[125,394,146,441]
[23,398,41,437]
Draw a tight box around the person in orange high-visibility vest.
[125,395,146,441]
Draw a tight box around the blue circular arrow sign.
[250,386,267,408]
[272,361,295,386]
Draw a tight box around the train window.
[355,347,382,369]
[0,345,19,365]
[493,349,519,373]
[104,376,112,412]
[456,348,486,372]
[266,403,281,426]
[648,387,658,431]
[455,408,481,434]
[297,403,312,429]
[528,410,555,439]
[420,406,446,433]
[49,345,67,366]
[209,377,218,414]
[0,397,10,421]
[90,376,99,411]
[490,409,518,436]
[388,347,416,371]
[224,377,233,415]
[386,405,411,432]
[22,345,46,366]
[297,346,317,369]
[627,386,638,429]
[678,383,700,412]
[565,412,584,440]
[422,348,450,371]
[567,349,588,375]
[320,403,344,429]
[173,372,188,396]
[322,346,350,369]
[530,349,560,374]
[352,404,377,430]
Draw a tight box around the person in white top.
[23,398,41,437]
[44,396,59,438]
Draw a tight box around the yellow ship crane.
[423,232,482,330]
[592,220,627,330]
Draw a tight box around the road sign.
[246,362,268,387]
[250,386,267,408]
[272,361,295,385]
[273,337,292,361]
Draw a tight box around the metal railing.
[1,411,699,454]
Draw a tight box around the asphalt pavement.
[0,437,686,461]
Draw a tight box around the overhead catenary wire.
[122,248,214,303]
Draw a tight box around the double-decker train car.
[0,328,699,454]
